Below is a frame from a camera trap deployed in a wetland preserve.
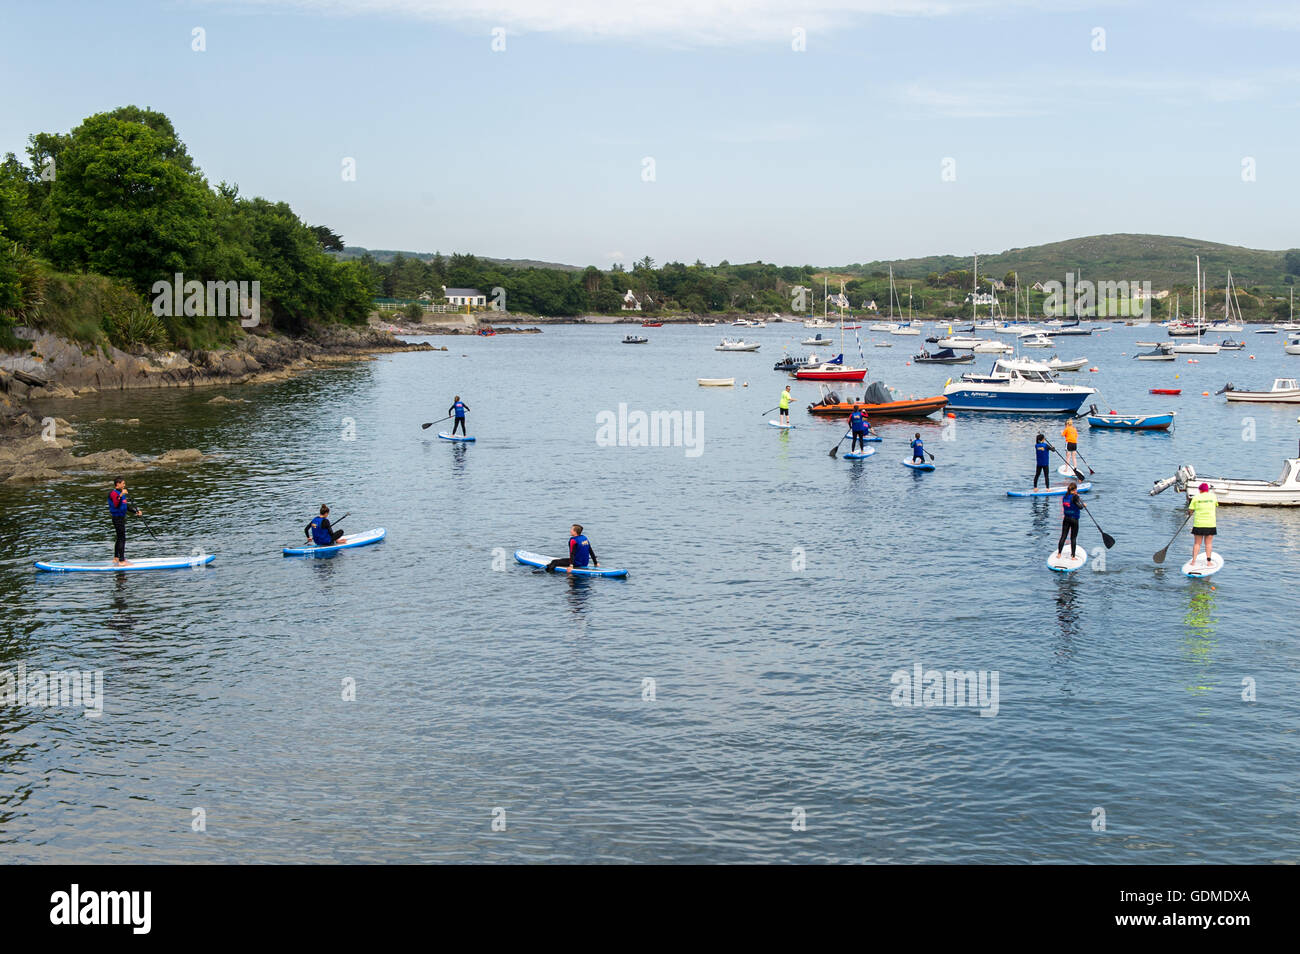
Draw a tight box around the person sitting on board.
[848,408,871,454]
[1055,481,1085,562]
[1188,482,1218,566]
[1033,434,1052,489]
[910,433,925,463]
[778,385,793,425]
[108,477,143,567]
[546,524,599,572]
[305,505,344,547]
[1061,420,1080,472]
[448,396,471,436]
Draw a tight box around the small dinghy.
[1086,407,1175,431]
[622,334,649,344]
[697,377,735,386]
[1047,355,1088,371]
[1219,339,1245,350]
[914,348,974,365]
[801,334,833,346]
[1134,346,1175,361]
[715,338,761,352]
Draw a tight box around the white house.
[443,285,486,307]
[622,289,642,311]
[965,292,999,305]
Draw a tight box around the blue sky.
[3,1,1298,267]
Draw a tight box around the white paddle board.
[1047,549,1088,572]
[1007,482,1092,497]
[1058,464,1085,477]
[1182,552,1223,578]
[768,420,795,429]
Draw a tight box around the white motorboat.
[801,334,834,346]
[1047,355,1089,371]
[697,377,735,387]
[696,320,718,327]
[1170,341,1221,354]
[1220,378,1300,403]
[732,318,753,327]
[750,320,767,328]
[889,325,921,336]
[1134,345,1176,361]
[1151,459,1300,506]
[1286,334,1300,355]
[943,358,1096,413]
[936,335,985,350]
[715,338,761,352]
[972,339,1014,354]
[869,322,897,332]
[1021,334,1054,348]
[803,318,835,329]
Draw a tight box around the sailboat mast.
[972,255,978,323]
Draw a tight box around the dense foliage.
[0,106,370,345]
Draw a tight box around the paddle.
[1048,442,1090,479]
[421,416,452,430]
[304,512,350,541]
[828,431,853,459]
[1153,512,1193,564]
[1080,501,1116,549]
[133,508,160,541]
[760,406,780,416]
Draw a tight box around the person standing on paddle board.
[448,396,470,436]
[1055,481,1085,562]
[1188,482,1218,565]
[1061,420,1080,472]
[305,505,344,547]
[910,433,926,464]
[108,478,143,567]
[778,385,793,426]
[848,408,871,454]
[546,524,599,572]
[1034,434,1052,489]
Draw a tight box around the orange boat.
[807,382,947,418]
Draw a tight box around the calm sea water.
[1,322,1297,863]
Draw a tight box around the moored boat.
[715,338,761,352]
[1047,355,1088,371]
[1086,410,1175,431]
[697,377,735,387]
[622,334,649,344]
[801,333,833,346]
[795,361,867,382]
[914,348,974,365]
[807,381,948,418]
[1150,458,1300,506]
[942,358,1096,414]
[1220,378,1300,403]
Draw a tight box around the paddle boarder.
[305,505,344,547]
[546,524,599,572]
[778,385,793,426]
[848,407,871,454]
[1034,434,1052,489]
[1188,482,1218,566]
[108,478,143,567]
[448,396,470,436]
[910,433,925,464]
[1061,420,1080,472]
[1054,481,1085,562]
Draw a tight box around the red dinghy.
[1149,388,1182,395]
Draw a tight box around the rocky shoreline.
[0,323,437,484]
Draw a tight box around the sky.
[2,1,1299,268]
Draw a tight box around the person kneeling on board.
[1188,482,1218,565]
[848,408,871,454]
[910,433,925,463]
[1055,481,1085,562]
[546,524,599,572]
[448,395,470,436]
[1034,434,1052,489]
[305,505,344,547]
[108,477,143,567]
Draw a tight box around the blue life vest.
[1035,441,1050,466]
[108,489,130,517]
[310,516,334,546]
[452,401,467,418]
[850,411,867,433]
[570,534,592,568]
[1062,494,1081,520]
[911,439,924,456]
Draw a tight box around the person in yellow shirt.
[1061,420,1080,473]
[778,385,793,425]
[1188,481,1218,566]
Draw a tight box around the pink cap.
[1199,483,1209,492]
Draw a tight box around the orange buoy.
[1202,391,1209,396]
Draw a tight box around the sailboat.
[1170,257,1220,355]
[796,281,868,380]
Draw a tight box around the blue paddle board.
[283,527,386,557]
[514,549,628,578]
[438,432,475,442]
[1007,482,1092,497]
[35,554,216,572]
[902,459,935,471]
[843,448,875,460]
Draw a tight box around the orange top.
[1062,423,1078,442]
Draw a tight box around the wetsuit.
[108,488,134,561]
[547,534,596,572]
[1034,440,1051,488]
[849,410,870,453]
[1057,491,1081,558]
[449,400,470,436]
[306,515,343,546]
[910,438,925,463]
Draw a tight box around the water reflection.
[1182,587,1218,700]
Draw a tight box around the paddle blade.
[1102,532,1116,549]
[1152,548,1168,564]
[421,422,433,429]
[829,447,839,458]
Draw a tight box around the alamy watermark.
[596,404,704,458]
[1,662,103,718]
[151,272,260,327]
[890,662,999,717]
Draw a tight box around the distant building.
[622,289,642,311]
[863,300,878,311]
[989,279,1007,291]
[965,292,999,305]
[1031,282,1047,292]
[443,285,486,307]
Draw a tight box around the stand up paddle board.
[864,435,882,442]
[34,554,216,573]
[902,459,935,471]
[843,448,875,460]
[514,549,628,578]
[1047,549,1088,572]
[768,421,796,429]
[283,527,386,557]
[1057,464,1085,477]
[1182,552,1223,578]
[437,432,475,442]
[1007,483,1092,497]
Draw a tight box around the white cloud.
[209,0,1040,45]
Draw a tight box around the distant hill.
[845,233,1298,291]
[337,247,584,272]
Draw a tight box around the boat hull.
[795,368,867,381]
[1087,413,1174,431]
[942,386,1093,414]
[807,396,948,418]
